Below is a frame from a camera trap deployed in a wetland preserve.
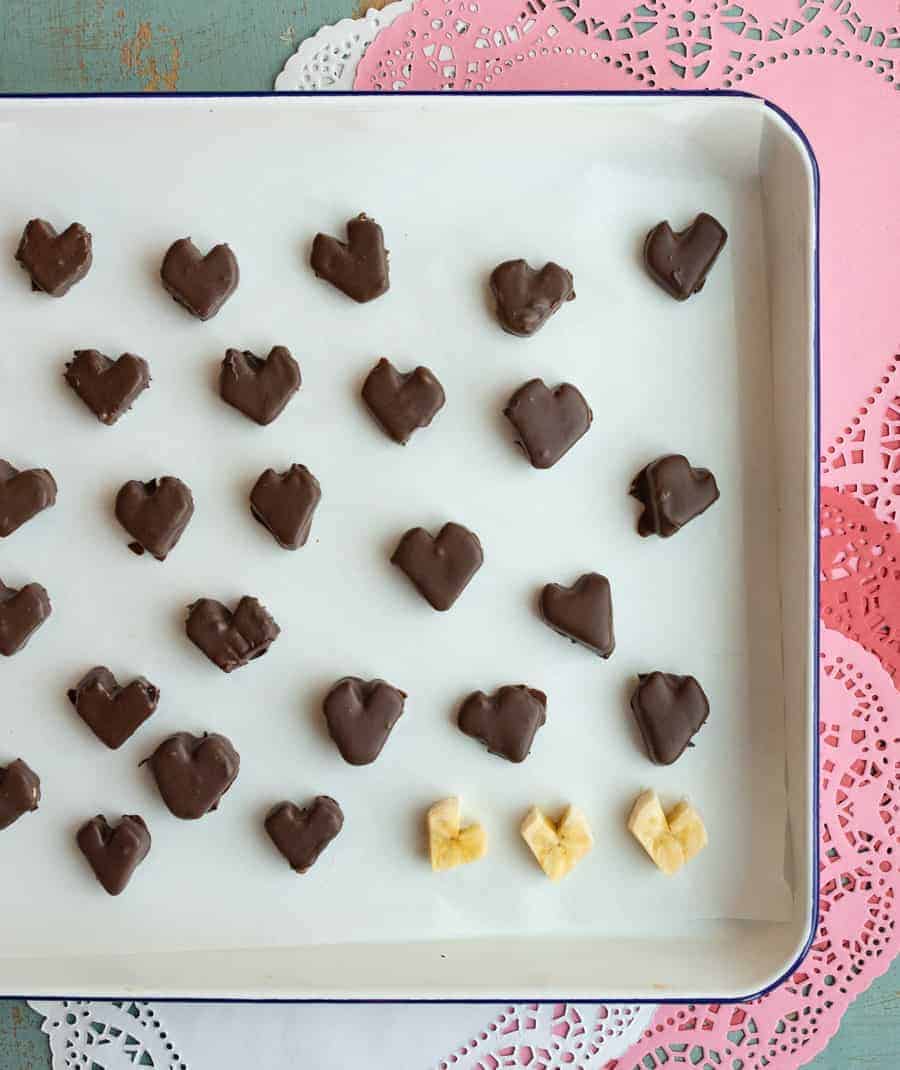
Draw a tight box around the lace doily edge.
[274,1,414,92]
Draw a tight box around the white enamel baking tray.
[0,93,817,1001]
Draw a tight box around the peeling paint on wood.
[119,18,150,70]
[354,0,394,15]
[119,19,181,91]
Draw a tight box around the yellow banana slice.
[521,804,593,881]
[427,796,487,871]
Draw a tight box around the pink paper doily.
[357,3,900,1067]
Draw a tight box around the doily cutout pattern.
[821,491,900,685]
[819,358,900,683]
[353,0,899,92]
[29,1000,184,1070]
[274,1,414,90]
[438,1003,656,1068]
[821,356,900,524]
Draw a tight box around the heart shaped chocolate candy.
[540,573,614,658]
[220,346,301,426]
[77,814,151,895]
[65,350,151,426]
[323,677,406,766]
[362,358,445,445]
[145,732,240,820]
[630,454,719,537]
[630,672,709,765]
[250,465,320,550]
[504,379,592,469]
[311,213,389,303]
[490,260,574,336]
[457,685,547,764]
[391,522,483,611]
[0,460,57,538]
[265,796,344,873]
[185,596,280,672]
[68,667,159,750]
[161,237,239,320]
[0,579,51,656]
[644,212,727,300]
[0,759,41,831]
[115,476,194,560]
[15,219,92,296]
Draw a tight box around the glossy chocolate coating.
[0,579,51,656]
[65,350,151,426]
[145,732,240,820]
[0,460,57,538]
[15,219,92,296]
[458,685,547,764]
[503,379,592,469]
[77,814,150,895]
[0,759,41,831]
[250,464,321,550]
[630,672,709,765]
[362,358,445,444]
[185,596,280,673]
[68,667,159,750]
[540,573,614,658]
[644,212,727,300]
[161,237,239,320]
[630,454,719,537]
[115,476,194,560]
[391,522,483,611]
[265,796,344,873]
[220,346,301,426]
[310,213,389,303]
[323,677,406,766]
[490,259,574,336]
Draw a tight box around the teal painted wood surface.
[0,2,897,1067]
[0,0,357,94]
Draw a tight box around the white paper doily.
[28,999,656,1069]
[274,2,414,91]
[29,1001,185,1070]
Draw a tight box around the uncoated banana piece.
[427,796,487,872]
[627,789,707,875]
[666,799,708,862]
[521,804,593,881]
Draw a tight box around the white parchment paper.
[0,96,792,958]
